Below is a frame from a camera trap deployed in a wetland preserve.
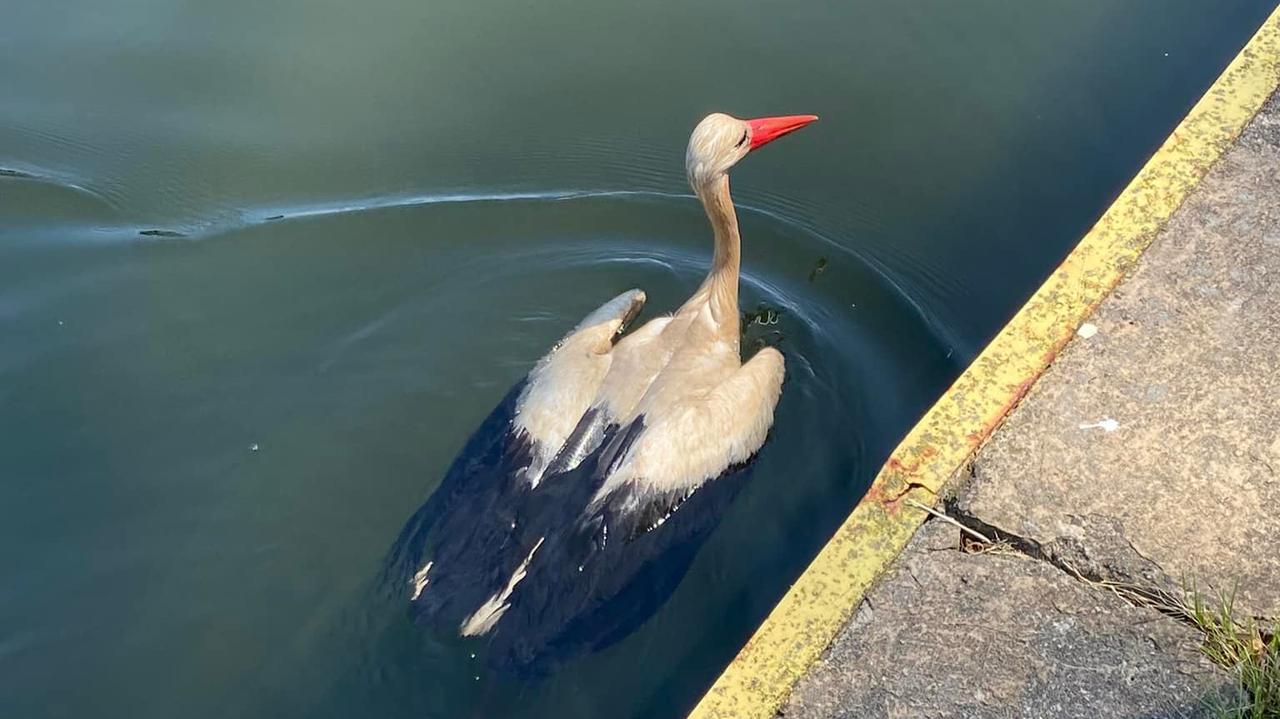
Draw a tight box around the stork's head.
[685,112,818,192]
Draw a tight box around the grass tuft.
[1188,588,1279,719]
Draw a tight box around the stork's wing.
[386,289,645,632]
[591,345,786,502]
[512,289,645,484]
[484,448,755,674]
[476,348,787,672]
[385,379,534,621]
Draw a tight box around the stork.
[389,113,818,672]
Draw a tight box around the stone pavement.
[779,90,1280,718]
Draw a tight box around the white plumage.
[391,112,817,673]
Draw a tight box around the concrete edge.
[689,8,1280,719]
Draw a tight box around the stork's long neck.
[695,174,741,335]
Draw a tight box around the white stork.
[390,113,818,672]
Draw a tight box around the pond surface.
[1,1,1273,716]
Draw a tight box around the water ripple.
[10,185,956,356]
[0,160,121,212]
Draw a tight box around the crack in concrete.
[930,503,1280,650]
[929,500,1267,630]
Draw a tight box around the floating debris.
[264,214,285,221]
[808,256,828,282]
[138,229,187,238]
[742,303,780,327]
[249,443,260,452]
[0,168,37,179]
[740,302,785,352]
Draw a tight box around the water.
[0,1,1272,716]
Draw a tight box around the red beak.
[747,114,819,150]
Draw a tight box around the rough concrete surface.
[781,523,1223,719]
[964,92,1280,617]
[780,86,1280,719]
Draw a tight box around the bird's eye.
[735,131,748,148]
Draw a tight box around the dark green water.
[1,1,1273,716]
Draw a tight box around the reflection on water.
[1,0,1274,716]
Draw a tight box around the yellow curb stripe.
[691,7,1280,718]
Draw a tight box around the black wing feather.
[387,387,755,675]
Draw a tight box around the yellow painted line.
[691,8,1280,719]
